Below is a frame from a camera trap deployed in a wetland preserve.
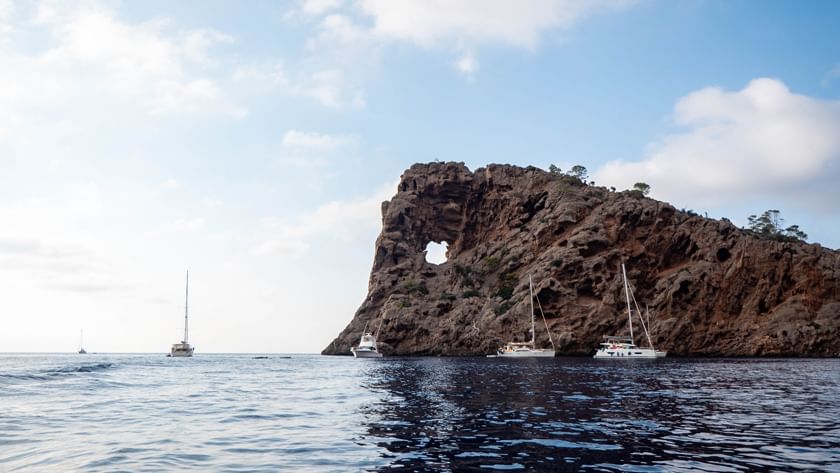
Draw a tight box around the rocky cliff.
[323,162,840,357]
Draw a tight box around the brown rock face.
[323,162,840,357]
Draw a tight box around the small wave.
[0,363,116,383]
[0,373,50,381]
[480,463,525,470]
[501,438,623,451]
[51,362,116,374]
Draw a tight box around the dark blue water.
[0,355,837,472]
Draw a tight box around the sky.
[1,0,839,353]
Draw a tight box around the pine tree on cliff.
[633,182,651,196]
[746,209,808,242]
[569,165,588,181]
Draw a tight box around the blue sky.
[1,0,838,353]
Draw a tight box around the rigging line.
[534,291,555,350]
[628,282,654,349]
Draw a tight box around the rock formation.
[323,162,840,357]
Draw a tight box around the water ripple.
[0,355,838,471]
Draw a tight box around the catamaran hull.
[594,348,661,359]
[170,344,194,357]
[170,351,194,357]
[495,349,555,358]
[351,348,382,358]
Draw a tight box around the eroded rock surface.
[323,162,840,356]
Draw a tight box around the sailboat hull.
[495,348,555,358]
[170,342,194,357]
[351,347,382,358]
[594,347,660,359]
[170,350,194,357]
[170,351,194,357]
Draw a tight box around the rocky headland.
[323,162,840,357]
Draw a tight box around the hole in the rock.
[425,241,449,265]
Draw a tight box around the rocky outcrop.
[323,162,840,357]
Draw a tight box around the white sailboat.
[169,270,195,357]
[594,264,666,359]
[351,321,383,358]
[78,329,87,354]
[490,275,555,358]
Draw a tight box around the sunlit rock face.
[323,162,840,357]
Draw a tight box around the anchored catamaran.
[594,264,666,359]
[490,275,555,357]
[169,271,194,357]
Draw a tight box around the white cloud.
[66,181,105,218]
[292,68,366,108]
[284,0,634,95]
[455,51,479,78]
[357,0,634,49]
[280,11,379,108]
[233,60,364,109]
[282,129,356,151]
[204,198,224,208]
[299,69,352,107]
[163,178,180,190]
[0,0,12,18]
[0,236,92,275]
[233,61,288,89]
[180,28,235,64]
[0,204,123,296]
[302,0,346,16]
[315,13,370,45]
[0,0,243,137]
[251,239,310,257]
[170,217,206,232]
[595,78,840,207]
[253,181,395,257]
[285,1,631,102]
[0,0,13,40]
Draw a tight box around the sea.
[0,354,838,472]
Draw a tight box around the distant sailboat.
[169,271,195,357]
[489,275,555,358]
[594,264,666,359]
[78,329,87,354]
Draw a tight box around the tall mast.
[529,274,535,345]
[184,270,189,344]
[622,264,634,343]
[79,329,84,351]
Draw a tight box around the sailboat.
[78,329,87,354]
[169,270,195,357]
[489,275,555,357]
[350,320,383,358]
[594,264,666,359]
